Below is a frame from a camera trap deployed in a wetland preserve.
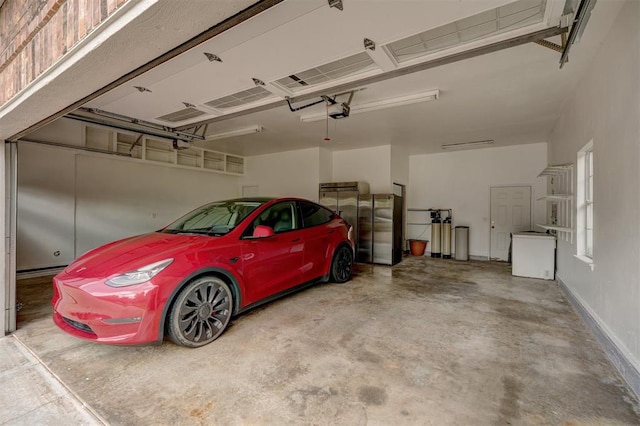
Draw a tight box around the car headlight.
[106,259,173,287]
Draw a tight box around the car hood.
[65,232,213,279]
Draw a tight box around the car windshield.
[161,200,264,236]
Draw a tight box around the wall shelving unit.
[82,125,244,175]
[536,163,573,242]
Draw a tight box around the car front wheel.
[330,245,353,283]
[167,276,233,347]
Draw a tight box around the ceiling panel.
[86,0,549,124]
[73,0,624,157]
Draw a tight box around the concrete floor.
[6,257,640,425]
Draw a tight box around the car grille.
[63,317,95,334]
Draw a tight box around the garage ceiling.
[78,0,611,156]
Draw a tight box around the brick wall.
[0,0,130,107]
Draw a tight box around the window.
[299,202,334,228]
[585,149,593,257]
[162,200,263,236]
[577,141,594,262]
[243,201,298,236]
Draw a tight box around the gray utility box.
[455,226,469,261]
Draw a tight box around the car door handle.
[292,238,301,242]
[327,230,335,234]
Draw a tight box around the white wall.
[17,141,240,271]
[242,145,402,199]
[73,155,239,256]
[332,145,392,193]
[241,147,324,201]
[26,117,84,146]
[548,0,640,378]
[318,147,333,183]
[17,143,76,269]
[408,143,547,258]
[391,145,409,188]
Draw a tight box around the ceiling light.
[441,139,494,150]
[207,125,263,140]
[300,89,439,123]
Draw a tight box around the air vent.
[205,86,273,110]
[157,107,206,123]
[274,52,377,91]
[387,0,546,63]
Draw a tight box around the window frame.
[576,140,594,265]
[241,201,299,237]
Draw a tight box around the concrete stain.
[188,401,213,421]
[358,385,388,406]
[497,376,523,424]
[288,386,335,415]
[356,350,383,364]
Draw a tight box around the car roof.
[222,197,313,204]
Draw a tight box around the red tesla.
[52,197,354,347]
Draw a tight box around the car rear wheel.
[167,276,233,347]
[330,245,353,283]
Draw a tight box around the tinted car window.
[299,201,334,228]
[243,201,298,236]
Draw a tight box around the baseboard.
[16,267,65,279]
[557,276,640,401]
[470,255,489,261]
[423,251,488,261]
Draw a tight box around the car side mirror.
[252,225,275,239]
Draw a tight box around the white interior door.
[490,186,531,261]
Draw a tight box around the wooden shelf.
[537,224,573,233]
[537,194,572,201]
[538,163,574,243]
[538,163,574,177]
[81,124,244,175]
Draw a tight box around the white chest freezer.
[511,232,556,280]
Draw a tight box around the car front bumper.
[52,273,164,345]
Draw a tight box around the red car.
[52,197,354,347]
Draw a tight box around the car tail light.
[348,225,354,245]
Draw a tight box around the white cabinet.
[83,125,244,175]
[536,164,573,242]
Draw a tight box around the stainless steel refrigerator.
[358,194,403,265]
[319,182,369,253]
